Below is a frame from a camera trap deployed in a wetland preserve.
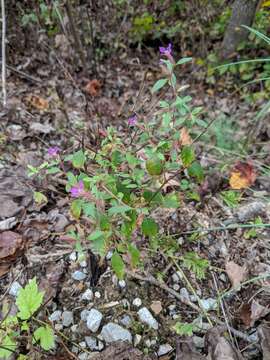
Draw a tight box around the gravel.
[137,307,159,330]
[9,281,22,297]
[81,309,90,321]
[100,323,132,343]
[86,309,103,332]
[81,289,93,301]
[49,310,62,322]
[119,314,132,328]
[132,298,142,307]
[72,270,87,281]
[85,336,104,351]
[62,311,74,327]
[158,344,173,356]
[200,298,217,311]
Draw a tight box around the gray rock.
[80,260,87,268]
[86,309,103,332]
[85,336,104,351]
[173,284,180,291]
[132,298,142,307]
[180,287,190,301]
[119,315,132,328]
[236,201,266,222]
[0,217,17,231]
[62,311,74,327]
[200,298,217,311]
[78,352,88,360]
[100,323,132,343]
[158,344,173,356]
[81,309,90,321]
[49,310,62,322]
[9,281,22,297]
[118,280,126,288]
[137,307,158,330]
[30,122,54,134]
[82,289,93,301]
[72,271,87,281]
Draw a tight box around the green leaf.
[141,218,158,237]
[188,161,204,182]
[16,278,44,320]
[46,166,60,174]
[71,150,86,169]
[176,57,192,66]
[71,199,83,219]
[34,192,48,205]
[143,190,163,205]
[111,150,123,167]
[128,244,140,268]
[151,78,168,93]
[0,334,16,359]
[182,252,209,280]
[33,325,55,350]
[162,193,180,208]
[111,252,125,279]
[87,230,107,256]
[173,322,195,336]
[82,202,96,218]
[108,205,131,216]
[181,146,195,167]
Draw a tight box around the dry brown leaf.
[0,231,24,277]
[163,172,180,192]
[205,326,244,360]
[84,79,102,96]
[258,325,270,360]
[229,161,256,190]
[180,127,192,146]
[239,303,251,327]
[150,300,162,315]
[225,261,248,289]
[250,300,270,327]
[25,94,49,110]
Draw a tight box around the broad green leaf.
[71,150,86,169]
[34,192,48,205]
[46,166,60,174]
[111,252,125,279]
[176,57,192,66]
[151,78,168,93]
[181,146,195,167]
[71,199,83,219]
[87,230,107,256]
[108,205,131,216]
[82,202,96,218]
[143,190,163,205]
[33,325,55,350]
[141,218,158,237]
[128,244,140,268]
[188,161,204,182]
[16,278,44,320]
[163,193,180,208]
[111,150,123,167]
[0,334,16,359]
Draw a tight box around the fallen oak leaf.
[229,161,256,190]
[250,300,270,327]
[25,94,49,111]
[84,79,102,96]
[225,261,248,289]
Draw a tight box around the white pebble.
[9,282,22,297]
[158,344,173,356]
[81,289,93,301]
[137,307,158,330]
[118,280,126,288]
[86,309,103,332]
[132,298,142,307]
[69,252,77,262]
[94,291,101,299]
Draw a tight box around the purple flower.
[48,146,60,157]
[70,180,85,198]
[128,115,137,126]
[159,43,172,57]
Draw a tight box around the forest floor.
[0,42,270,360]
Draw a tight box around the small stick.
[1,0,6,106]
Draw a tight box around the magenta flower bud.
[48,146,61,157]
[159,43,172,57]
[70,180,85,198]
[128,115,137,126]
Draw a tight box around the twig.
[1,0,6,106]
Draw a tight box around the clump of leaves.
[0,278,55,359]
